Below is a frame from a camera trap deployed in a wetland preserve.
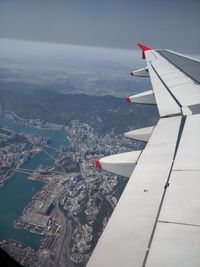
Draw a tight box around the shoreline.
[0,149,42,188]
[2,109,66,131]
[0,113,68,253]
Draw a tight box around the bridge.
[14,168,63,175]
[14,168,34,175]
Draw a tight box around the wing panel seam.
[158,220,200,228]
[142,116,186,267]
[150,63,183,112]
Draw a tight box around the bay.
[0,115,67,249]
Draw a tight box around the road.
[54,190,68,267]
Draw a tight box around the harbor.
[0,115,67,249]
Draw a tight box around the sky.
[0,0,200,53]
[0,38,141,69]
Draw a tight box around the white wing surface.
[87,44,200,267]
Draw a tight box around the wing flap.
[147,63,181,117]
[159,170,200,225]
[170,83,200,107]
[145,223,200,267]
[143,106,200,267]
[173,114,200,170]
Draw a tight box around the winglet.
[95,158,102,169]
[137,43,152,59]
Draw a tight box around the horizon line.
[0,37,139,52]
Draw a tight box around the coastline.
[2,109,66,131]
[0,112,67,252]
[0,149,42,187]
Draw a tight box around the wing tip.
[137,43,152,51]
[137,43,152,59]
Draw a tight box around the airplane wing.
[86,44,200,267]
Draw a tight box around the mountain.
[0,87,158,134]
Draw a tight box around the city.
[0,113,143,267]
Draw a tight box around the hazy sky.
[0,0,200,53]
